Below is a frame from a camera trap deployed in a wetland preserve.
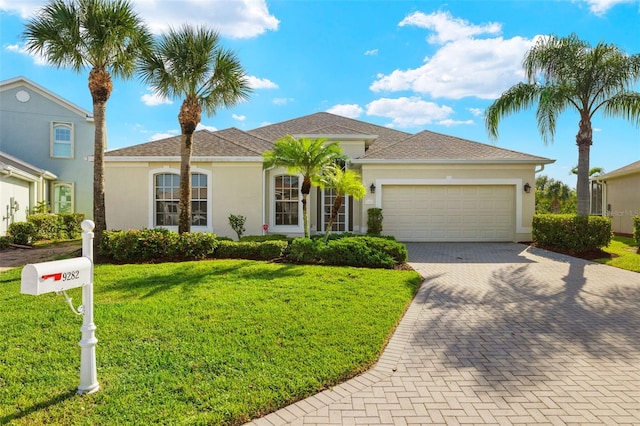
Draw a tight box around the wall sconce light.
[523,183,531,193]
[370,183,376,194]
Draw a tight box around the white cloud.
[399,11,501,44]
[467,107,484,117]
[196,123,217,132]
[232,114,246,121]
[246,76,278,89]
[273,97,294,105]
[365,49,379,56]
[437,119,474,127]
[366,97,454,128]
[0,0,279,39]
[326,104,363,119]
[4,42,48,65]
[140,90,172,106]
[371,36,533,99]
[582,0,634,15]
[151,130,179,141]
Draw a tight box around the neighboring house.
[104,112,554,242]
[0,151,57,235]
[592,160,640,235]
[0,76,95,225]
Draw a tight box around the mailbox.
[21,257,92,296]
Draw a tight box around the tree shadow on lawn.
[414,252,640,390]
[0,389,77,425]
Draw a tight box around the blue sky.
[1,0,639,186]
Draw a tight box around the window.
[322,188,348,232]
[274,175,299,226]
[590,181,603,215]
[53,183,74,213]
[154,172,208,227]
[51,123,73,158]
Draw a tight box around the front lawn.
[0,260,421,425]
[595,235,640,273]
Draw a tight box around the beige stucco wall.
[604,173,640,235]
[104,160,264,239]
[358,163,538,242]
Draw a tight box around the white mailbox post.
[20,219,99,395]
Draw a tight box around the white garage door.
[381,185,515,242]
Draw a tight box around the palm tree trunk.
[324,194,343,243]
[178,96,201,234]
[88,67,113,246]
[575,114,592,216]
[301,177,311,237]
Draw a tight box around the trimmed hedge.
[7,222,37,245]
[288,236,407,269]
[532,214,612,253]
[633,216,640,252]
[214,240,288,260]
[0,235,12,249]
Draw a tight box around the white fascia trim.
[353,158,555,165]
[0,165,57,182]
[105,156,263,163]
[373,178,532,234]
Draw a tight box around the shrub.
[27,214,60,240]
[228,214,246,240]
[214,240,287,260]
[240,234,290,242]
[288,238,322,263]
[0,236,11,249]
[100,228,179,262]
[58,213,85,239]
[633,216,640,252]
[367,208,383,236]
[8,222,37,246]
[170,232,219,260]
[532,214,612,253]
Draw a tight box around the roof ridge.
[212,128,269,156]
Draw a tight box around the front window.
[53,183,74,213]
[274,175,299,226]
[51,123,73,158]
[323,188,348,232]
[590,181,603,215]
[154,172,208,227]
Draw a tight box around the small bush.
[0,236,11,249]
[58,213,85,239]
[228,214,246,240]
[367,208,383,236]
[27,214,60,240]
[532,214,612,253]
[8,222,37,246]
[170,232,219,260]
[214,240,287,260]
[240,234,290,242]
[100,228,179,262]
[633,216,640,252]
[288,238,322,263]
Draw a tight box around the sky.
[1,0,639,187]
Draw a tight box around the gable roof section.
[105,128,272,160]
[0,151,57,181]
[357,129,554,164]
[0,76,93,121]
[248,112,409,150]
[596,160,640,180]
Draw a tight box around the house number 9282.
[63,271,80,281]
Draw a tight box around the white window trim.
[52,182,74,213]
[320,188,349,233]
[270,172,304,233]
[50,122,74,159]
[148,167,213,232]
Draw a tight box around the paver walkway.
[247,243,640,425]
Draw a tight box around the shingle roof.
[360,129,553,163]
[106,128,272,158]
[596,160,640,179]
[248,112,410,151]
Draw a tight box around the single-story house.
[593,160,640,235]
[104,112,554,242]
[0,151,57,235]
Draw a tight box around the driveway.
[248,243,640,425]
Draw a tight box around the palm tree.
[546,180,573,214]
[486,33,640,216]
[138,25,252,233]
[23,0,152,243]
[320,167,366,242]
[263,136,345,238]
[570,166,604,177]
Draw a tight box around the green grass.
[0,260,421,425]
[595,236,640,272]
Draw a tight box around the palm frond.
[485,82,540,140]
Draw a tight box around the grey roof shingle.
[106,128,272,158]
[361,129,553,163]
[596,160,640,179]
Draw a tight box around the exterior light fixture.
[370,183,376,194]
[524,183,531,193]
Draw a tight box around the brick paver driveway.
[249,243,640,425]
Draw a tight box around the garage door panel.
[382,185,515,242]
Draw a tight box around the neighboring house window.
[590,181,603,215]
[51,122,73,158]
[274,175,299,226]
[154,172,208,227]
[53,183,74,213]
[322,188,348,232]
